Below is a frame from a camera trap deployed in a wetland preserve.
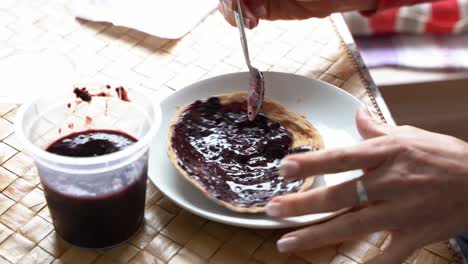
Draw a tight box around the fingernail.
[362,105,371,116]
[279,160,300,178]
[277,237,298,253]
[222,0,233,9]
[361,106,383,124]
[361,106,374,118]
[254,5,267,17]
[243,17,251,28]
[265,199,284,217]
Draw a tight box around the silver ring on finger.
[356,180,369,205]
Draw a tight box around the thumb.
[356,106,392,139]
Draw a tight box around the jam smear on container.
[73,87,92,102]
[72,86,130,103]
[43,130,147,248]
[171,97,314,208]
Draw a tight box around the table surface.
[0,0,460,263]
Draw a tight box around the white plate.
[148,72,363,229]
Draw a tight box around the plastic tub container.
[16,85,161,248]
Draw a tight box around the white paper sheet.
[74,0,219,39]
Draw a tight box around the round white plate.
[148,72,363,229]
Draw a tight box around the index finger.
[280,136,399,179]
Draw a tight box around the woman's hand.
[266,107,468,264]
[219,0,378,29]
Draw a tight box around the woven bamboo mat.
[0,0,461,263]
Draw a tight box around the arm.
[378,0,438,9]
[362,0,440,15]
[359,0,461,34]
[219,0,436,29]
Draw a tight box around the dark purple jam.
[171,97,314,208]
[42,130,147,248]
[47,130,137,157]
[73,87,92,102]
[72,86,130,103]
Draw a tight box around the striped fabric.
[344,0,468,35]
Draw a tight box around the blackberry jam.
[41,130,147,248]
[171,97,313,208]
